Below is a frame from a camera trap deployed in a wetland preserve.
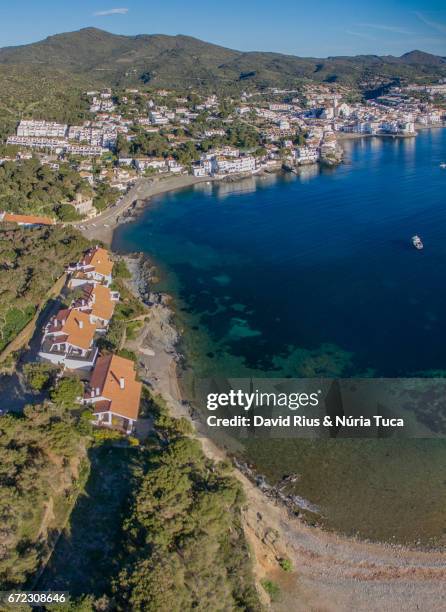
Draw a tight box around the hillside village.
[1,80,445,226]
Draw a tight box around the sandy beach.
[76,173,213,245]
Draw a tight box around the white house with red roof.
[0,212,55,227]
[68,246,114,288]
[84,354,142,434]
[71,283,120,332]
[38,308,98,371]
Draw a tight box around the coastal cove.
[114,128,446,378]
[113,129,446,545]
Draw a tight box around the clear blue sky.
[0,0,445,57]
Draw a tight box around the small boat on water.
[440,163,446,169]
[412,235,423,250]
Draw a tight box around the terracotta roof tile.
[48,308,96,350]
[88,354,141,421]
[75,283,116,322]
[2,213,55,226]
[82,247,113,277]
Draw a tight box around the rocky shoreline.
[121,253,185,411]
[112,220,446,612]
[122,252,333,521]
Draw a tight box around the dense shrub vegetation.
[113,404,260,611]
[0,387,90,589]
[0,64,91,147]
[13,392,261,610]
[0,225,90,352]
[0,158,92,219]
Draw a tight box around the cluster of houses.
[37,246,142,434]
[3,81,446,189]
[121,155,185,175]
[246,82,445,140]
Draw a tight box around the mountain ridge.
[0,28,444,90]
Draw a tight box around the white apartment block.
[17,120,68,138]
[6,135,103,156]
[269,103,293,111]
[68,125,117,149]
[6,136,66,151]
[295,146,320,164]
[149,111,169,125]
[134,157,167,172]
[166,159,184,173]
[216,156,256,175]
[65,143,103,156]
[192,159,215,177]
[213,146,240,158]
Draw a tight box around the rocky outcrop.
[320,143,344,166]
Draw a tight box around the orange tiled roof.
[88,354,141,421]
[82,247,113,277]
[3,213,55,226]
[80,283,116,322]
[48,308,96,350]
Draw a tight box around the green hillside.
[0,28,444,142]
[0,28,444,91]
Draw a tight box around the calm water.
[114,129,446,544]
[114,128,446,379]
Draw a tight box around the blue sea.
[114,128,446,379]
[113,129,446,543]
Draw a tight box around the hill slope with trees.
[0,28,444,93]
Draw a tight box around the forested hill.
[0,27,445,90]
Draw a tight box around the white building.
[65,143,103,156]
[216,156,256,175]
[68,246,114,288]
[213,146,240,158]
[134,157,167,172]
[192,159,215,176]
[269,103,293,111]
[149,111,169,125]
[166,158,184,173]
[38,308,98,371]
[71,283,119,332]
[84,354,142,434]
[17,120,67,138]
[6,136,66,152]
[295,146,320,164]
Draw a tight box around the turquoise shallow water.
[114,128,446,378]
[113,130,446,543]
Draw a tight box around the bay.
[113,129,446,544]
